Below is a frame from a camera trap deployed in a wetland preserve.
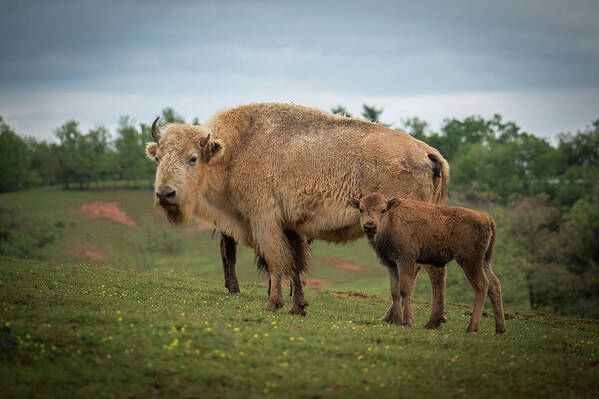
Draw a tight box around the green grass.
[0,187,531,311]
[1,257,598,398]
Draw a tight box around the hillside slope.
[1,257,597,398]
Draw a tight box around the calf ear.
[201,137,225,164]
[386,198,401,210]
[146,143,158,161]
[347,198,360,209]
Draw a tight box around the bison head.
[347,193,400,240]
[146,117,225,226]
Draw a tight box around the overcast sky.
[1,0,598,141]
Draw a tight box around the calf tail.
[484,218,497,267]
[428,153,450,205]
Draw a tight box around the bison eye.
[381,209,386,214]
[359,209,363,214]
[155,157,159,163]
[188,155,198,165]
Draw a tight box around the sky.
[1,0,598,141]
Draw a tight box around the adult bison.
[146,103,450,327]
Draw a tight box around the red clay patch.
[68,241,105,261]
[69,202,136,227]
[331,292,390,301]
[324,256,365,272]
[304,278,329,290]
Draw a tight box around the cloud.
[0,0,598,140]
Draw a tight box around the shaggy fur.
[146,103,450,319]
[349,193,506,334]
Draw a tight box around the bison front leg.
[422,264,448,329]
[220,233,240,294]
[380,265,402,325]
[253,220,295,312]
[285,230,310,315]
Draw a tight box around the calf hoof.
[466,326,478,333]
[424,319,442,330]
[264,300,284,312]
[495,328,506,335]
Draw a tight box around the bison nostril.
[156,186,178,204]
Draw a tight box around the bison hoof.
[288,305,307,316]
[495,328,506,335]
[424,319,442,330]
[379,314,402,325]
[441,315,448,323]
[400,320,414,327]
[466,326,478,333]
[264,300,284,312]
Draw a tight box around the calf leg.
[484,264,506,334]
[422,264,448,329]
[398,259,418,327]
[380,265,402,325]
[220,233,240,294]
[460,261,489,333]
[286,230,310,315]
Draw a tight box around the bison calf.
[348,193,506,334]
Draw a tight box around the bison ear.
[146,142,158,161]
[386,198,400,210]
[347,198,360,209]
[201,137,225,164]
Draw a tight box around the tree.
[0,117,33,192]
[331,105,352,118]
[401,116,429,141]
[161,107,185,123]
[361,104,384,123]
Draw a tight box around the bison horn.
[151,116,160,143]
[200,133,211,147]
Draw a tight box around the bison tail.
[428,153,450,205]
[255,253,269,273]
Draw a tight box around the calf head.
[347,193,400,239]
[146,117,225,225]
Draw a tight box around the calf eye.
[381,209,386,214]
[188,155,198,165]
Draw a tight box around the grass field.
[0,187,530,310]
[1,257,598,398]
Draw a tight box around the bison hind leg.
[285,230,310,315]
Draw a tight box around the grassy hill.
[0,187,530,310]
[1,257,598,398]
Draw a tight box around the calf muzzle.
[363,222,377,235]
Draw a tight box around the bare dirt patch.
[324,256,365,272]
[68,241,105,261]
[281,278,329,290]
[331,292,377,300]
[304,278,329,290]
[69,202,136,227]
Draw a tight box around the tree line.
[0,107,187,191]
[1,104,598,317]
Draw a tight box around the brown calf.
[348,193,506,334]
